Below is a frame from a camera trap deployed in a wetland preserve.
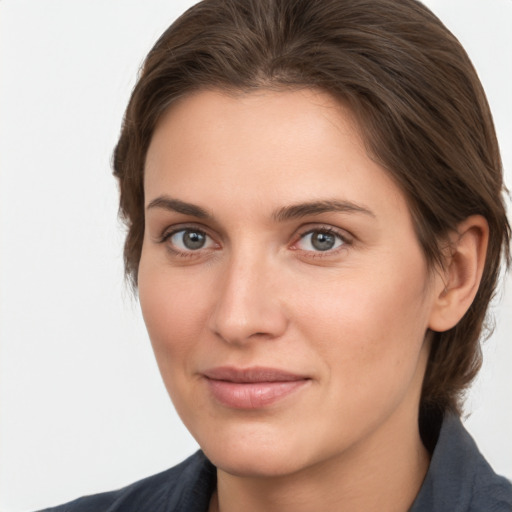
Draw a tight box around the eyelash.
[157,224,352,259]
[158,226,217,258]
[291,226,351,257]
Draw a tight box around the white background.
[0,1,511,510]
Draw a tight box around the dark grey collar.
[410,413,512,511]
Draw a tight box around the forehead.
[144,88,408,222]
[145,87,362,171]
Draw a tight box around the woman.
[39,0,511,510]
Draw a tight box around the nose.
[208,250,289,345]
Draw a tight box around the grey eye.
[312,232,336,251]
[170,229,212,251]
[297,230,344,252]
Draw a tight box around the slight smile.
[202,367,311,409]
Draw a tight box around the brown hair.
[113,0,510,425]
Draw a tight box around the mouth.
[202,366,311,409]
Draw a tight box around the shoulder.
[411,413,512,512]
[37,451,216,512]
[469,456,512,512]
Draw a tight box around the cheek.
[294,262,431,383]
[138,260,211,361]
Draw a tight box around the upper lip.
[202,366,309,383]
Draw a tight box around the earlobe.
[428,215,489,332]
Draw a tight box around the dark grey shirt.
[39,414,512,511]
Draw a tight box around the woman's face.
[139,89,442,477]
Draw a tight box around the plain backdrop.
[0,1,511,510]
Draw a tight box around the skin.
[138,88,488,512]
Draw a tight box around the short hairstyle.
[113,0,510,427]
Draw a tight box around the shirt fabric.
[39,414,512,512]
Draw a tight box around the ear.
[428,215,489,332]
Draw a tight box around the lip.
[202,366,311,409]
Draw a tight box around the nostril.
[209,308,288,345]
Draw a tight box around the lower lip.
[205,379,309,409]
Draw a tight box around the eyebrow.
[146,196,375,221]
[272,199,375,222]
[146,196,212,219]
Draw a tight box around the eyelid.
[155,222,352,258]
[158,223,221,257]
[290,224,353,254]
[158,222,215,241]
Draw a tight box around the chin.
[195,424,311,478]
[206,445,308,478]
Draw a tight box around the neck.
[210,408,430,512]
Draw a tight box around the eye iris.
[311,231,336,251]
[183,231,205,250]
